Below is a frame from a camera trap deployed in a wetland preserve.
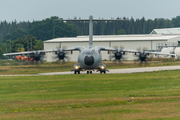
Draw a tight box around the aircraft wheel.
[87,71,89,74]
[90,71,92,74]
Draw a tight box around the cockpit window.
[85,52,93,56]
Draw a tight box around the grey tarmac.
[1,65,179,76]
[39,65,180,75]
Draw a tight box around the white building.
[150,27,180,35]
[44,34,180,62]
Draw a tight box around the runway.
[38,65,180,75]
[1,65,180,76]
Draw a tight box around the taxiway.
[39,65,180,75]
[0,65,180,76]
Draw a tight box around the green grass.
[0,70,180,119]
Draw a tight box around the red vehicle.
[15,55,22,61]
[21,56,28,61]
[15,55,30,61]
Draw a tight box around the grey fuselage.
[77,46,102,70]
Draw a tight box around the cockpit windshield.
[85,52,93,56]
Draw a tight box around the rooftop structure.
[44,34,179,43]
[150,27,180,35]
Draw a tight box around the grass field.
[0,69,180,119]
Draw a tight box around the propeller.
[110,45,126,63]
[134,47,152,64]
[53,46,69,62]
[31,51,46,64]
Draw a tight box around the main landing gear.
[100,71,106,74]
[74,71,80,74]
[73,70,108,74]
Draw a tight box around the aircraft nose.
[84,56,94,66]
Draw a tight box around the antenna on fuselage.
[54,16,125,47]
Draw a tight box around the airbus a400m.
[3,15,176,74]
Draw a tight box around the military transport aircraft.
[3,15,176,74]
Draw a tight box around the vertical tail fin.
[89,15,93,46]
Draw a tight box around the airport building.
[44,28,180,62]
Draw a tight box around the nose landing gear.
[87,71,92,74]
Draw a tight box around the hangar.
[44,30,180,62]
[150,27,180,35]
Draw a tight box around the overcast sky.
[1,0,180,22]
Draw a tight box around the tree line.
[1,16,180,58]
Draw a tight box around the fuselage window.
[85,52,93,56]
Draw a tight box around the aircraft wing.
[98,46,176,56]
[144,51,176,56]
[3,51,38,56]
[98,46,117,51]
[98,46,138,52]
[54,46,82,51]
[3,49,57,56]
[125,50,176,56]
[3,46,82,56]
